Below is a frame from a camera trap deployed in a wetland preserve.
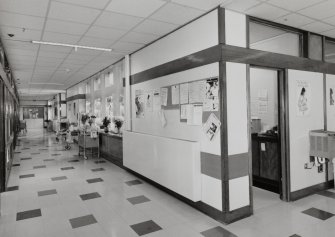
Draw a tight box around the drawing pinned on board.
[135,90,145,118]
[203,78,219,111]
[171,85,180,105]
[153,89,161,111]
[160,88,168,106]
[296,80,310,117]
[186,104,202,125]
[203,113,221,141]
[180,83,189,104]
[180,104,187,120]
[159,110,167,127]
[330,88,334,106]
[146,91,153,112]
[106,96,113,117]
[189,80,206,103]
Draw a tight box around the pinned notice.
[171,85,180,105]
[180,83,189,104]
[160,88,168,106]
[203,113,221,141]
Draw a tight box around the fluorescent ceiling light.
[29,82,64,86]
[31,40,112,52]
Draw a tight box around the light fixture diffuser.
[31,40,112,52]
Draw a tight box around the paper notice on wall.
[189,80,206,103]
[258,101,268,114]
[258,89,268,101]
[135,90,145,118]
[159,110,167,127]
[203,78,219,111]
[186,104,202,125]
[203,113,221,141]
[330,87,335,106]
[153,89,161,111]
[171,85,180,105]
[296,80,310,117]
[180,104,187,120]
[160,88,168,106]
[180,83,189,104]
[145,91,153,112]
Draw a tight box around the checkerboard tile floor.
[2,129,335,237]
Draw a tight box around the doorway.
[249,66,288,210]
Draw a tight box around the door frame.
[248,65,290,201]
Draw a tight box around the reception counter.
[99,132,123,167]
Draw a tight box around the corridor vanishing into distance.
[1,130,335,237]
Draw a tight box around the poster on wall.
[106,96,113,117]
[296,80,310,116]
[119,95,125,117]
[94,98,102,117]
[23,107,44,119]
[171,85,180,105]
[330,88,335,106]
[73,103,76,116]
[257,89,268,114]
[135,90,145,118]
[203,78,219,111]
[186,104,203,126]
[160,88,168,106]
[189,80,206,103]
[146,91,153,112]
[180,83,189,104]
[105,71,114,87]
[180,104,187,120]
[86,101,91,113]
[203,113,221,141]
[153,89,161,111]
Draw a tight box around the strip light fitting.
[31,40,112,52]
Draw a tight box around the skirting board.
[290,180,334,201]
[223,205,253,224]
[123,166,224,222]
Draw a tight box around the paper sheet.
[203,78,219,111]
[180,83,189,104]
[171,85,180,105]
[186,104,202,126]
[203,113,221,141]
[160,88,168,106]
[146,91,153,112]
[153,89,161,111]
[189,80,206,103]
[135,90,145,118]
[180,104,187,120]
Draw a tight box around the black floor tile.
[290,235,302,237]
[94,160,106,164]
[12,164,20,167]
[6,186,19,192]
[68,159,80,163]
[125,180,143,186]
[91,168,105,172]
[51,154,61,156]
[127,195,150,205]
[19,174,35,179]
[69,214,97,229]
[86,178,103,184]
[44,159,55,161]
[130,220,162,236]
[34,165,46,169]
[201,226,237,237]
[14,152,21,154]
[51,176,67,181]
[61,167,75,170]
[16,209,42,221]
[302,207,335,220]
[31,153,40,155]
[318,190,335,199]
[38,189,57,196]
[21,148,30,150]
[21,157,32,160]
[79,192,101,201]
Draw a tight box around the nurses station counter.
[99,132,123,167]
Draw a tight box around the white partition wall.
[288,70,325,192]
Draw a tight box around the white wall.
[250,68,278,131]
[131,10,218,74]
[288,70,325,192]
[20,100,47,106]
[225,10,247,48]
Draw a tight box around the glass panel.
[309,34,323,61]
[325,40,335,63]
[249,21,301,57]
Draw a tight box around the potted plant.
[102,116,111,133]
[81,114,89,127]
[112,116,124,134]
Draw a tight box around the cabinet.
[100,133,123,167]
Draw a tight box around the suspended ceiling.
[0,0,335,100]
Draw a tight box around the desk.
[99,133,123,167]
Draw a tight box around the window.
[94,77,101,91]
[105,71,114,87]
[325,40,335,63]
[86,82,91,94]
[309,34,323,61]
[249,21,302,57]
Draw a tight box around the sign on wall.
[23,107,44,119]
[297,80,311,117]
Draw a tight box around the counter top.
[100,132,123,139]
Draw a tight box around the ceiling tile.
[85,26,127,40]
[322,15,335,26]
[0,0,49,17]
[42,32,81,44]
[171,0,224,11]
[0,26,42,41]
[39,44,72,54]
[274,13,315,28]
[95,11,143,30]
[3,39,39,50]
[120,31,159,44]
[268,0,326,12]
[111,41,145,53]
[45,19,90,36]
[322,29,335,38]
[6,48,37,57]
[106,0,166,18]
[78,36,115,48]
[150,3,204,25]
[48,1,101,24]
[246,3,289,21]
[301,21,334,33]
[55,0,110,9]
[223,0,261,13]
[132,19,178,35]
[298,1,335,20]
[0,12,45,31]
